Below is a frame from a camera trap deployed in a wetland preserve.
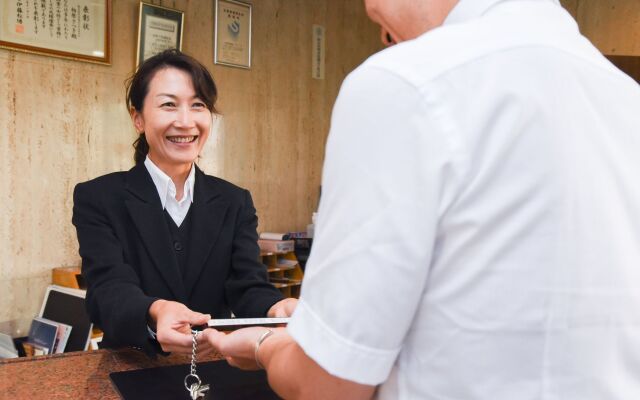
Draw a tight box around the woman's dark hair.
[126,49,218,164]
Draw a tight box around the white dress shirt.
[143,156,196,338]
[144,156,195,227]
[287,0,640,399]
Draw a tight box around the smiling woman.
[130,67,212,198]
[126,51,217,174]
[71,49,297,357]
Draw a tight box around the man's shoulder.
[357,19,498,82]
[355,4,596,89]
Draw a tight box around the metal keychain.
[184,330,210,399]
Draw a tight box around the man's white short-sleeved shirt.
[287,0,640,398]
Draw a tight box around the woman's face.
[131,67,212,172]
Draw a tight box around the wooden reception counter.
[0,348,223,398]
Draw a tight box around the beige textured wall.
[561,0,640,55]
[0,0,382,336]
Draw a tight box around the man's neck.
[367,0,460,43]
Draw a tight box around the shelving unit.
[260,251,304,298]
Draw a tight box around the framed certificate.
[136,2,183,67]
[214,0,251,69]
[0,0,111,64]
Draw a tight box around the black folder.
[109,360,281,399]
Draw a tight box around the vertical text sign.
[312,24,325,80]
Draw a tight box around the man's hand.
[203,327,285,370]
[267,297,298,318]
[148,299,212,354]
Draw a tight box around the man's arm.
[204,327,376,400]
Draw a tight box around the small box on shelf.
[257,239,295,253]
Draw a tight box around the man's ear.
[130,107,144,133]
[381,27,396,46]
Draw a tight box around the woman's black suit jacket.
[72,163,283,355]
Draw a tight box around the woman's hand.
[267,297,298,318]
[148,299,213,354]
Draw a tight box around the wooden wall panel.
[606,55,640,82]
[560,0,640,55]
[0,0,382,334]
[560,0,579,19]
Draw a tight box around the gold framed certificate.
[0,0,111,64]
[136,2,184,67]
[214,0,251,69]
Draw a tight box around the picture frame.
[0,0,112,64]
[136,2,184,67]
[214,0,252,69]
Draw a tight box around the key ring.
[184,373,202,391]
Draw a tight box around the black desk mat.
[109,359,281,399]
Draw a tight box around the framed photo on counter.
[136,2,183,67]
[214,0,251,69]
[0,0,112,64]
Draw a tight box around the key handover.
[184,330,210,399]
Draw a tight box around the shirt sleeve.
[287,65,455,385]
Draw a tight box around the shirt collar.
[444,0,561,25]
[143,156,195,209]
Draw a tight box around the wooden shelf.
[272,280,302,289]
[267,265,297,273]
[261,251,303,298]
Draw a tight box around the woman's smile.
[166,135,198,144]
